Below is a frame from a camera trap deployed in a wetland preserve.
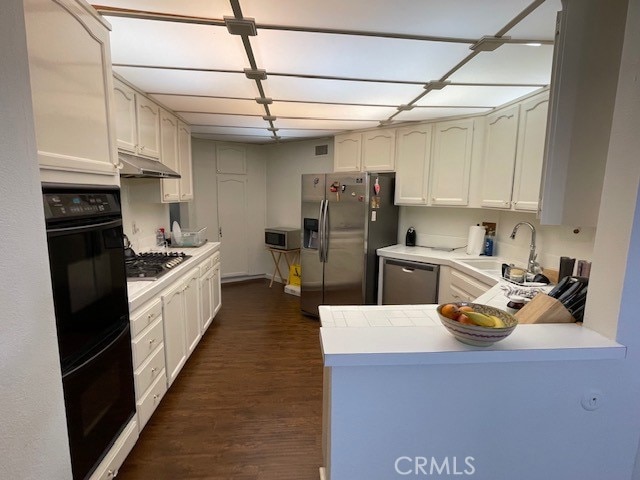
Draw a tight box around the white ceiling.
[93,0,562,144]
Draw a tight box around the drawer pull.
[107,470,115,478]
[149,338,156,345]
[147,313,155,320]
[153,394,160,401]
[151,367,158,374]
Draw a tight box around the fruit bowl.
[436,302,518,347]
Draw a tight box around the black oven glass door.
[63,323,135,480]
[47,219,129,372]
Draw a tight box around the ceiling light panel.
[265,76,423,105]
[270,102,396,120]
[274,118,378,130]
[179,113,266,128]
[113,66,259,98]
[190,126,273,137]
[277,129,340,138]
[239,0,533,38]
[448,44,554,84]
[506,0,562,40]
[90,0,231,17]
[150,95,263,116]
[107,17,245,70]
[192,133,268,144]
[251,30,471,82]
[416,85,542,107]
[394,107,493,122]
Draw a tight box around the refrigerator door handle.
[318,200,326,262]
[322,200,330,262]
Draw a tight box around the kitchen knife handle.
[548,275,572,298]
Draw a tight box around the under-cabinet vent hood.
[118,151,180,179]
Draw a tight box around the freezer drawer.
[382,258,439,305]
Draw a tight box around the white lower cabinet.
[137,371,168,431]
[88,418,138,480]
[184,269,201,354]
[438,266,494,304]
[199,254,222,333]
[162,281,188,387]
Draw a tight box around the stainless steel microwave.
[265,227,301,250]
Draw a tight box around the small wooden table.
[267,247,300,288]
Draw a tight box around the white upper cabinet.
[430,119,474,206]
[113,78,137,153]
[135,95,161,159]
[177,121,193,201]
[216,144,247,174]
[512,92,549,212]
[394,124,433,205]
[334,132,362,172]
[24,0,118,181]
[362,130,395,172]
[160,109,180,203]
[480,104,520,209]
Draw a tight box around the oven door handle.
[48,218,122,235]
[62,322,130,379]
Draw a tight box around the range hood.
[118,151,181,179]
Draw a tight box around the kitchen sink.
[458,259,504,271]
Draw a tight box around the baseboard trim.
[221,274,266,284]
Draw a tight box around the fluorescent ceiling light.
[526,42,543,47]
[224,16,258,36]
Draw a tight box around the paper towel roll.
[466,225,486,255]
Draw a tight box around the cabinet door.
[113,78,137,153]
[136,95,160,159]
[161,283,186,387]
[24,0,117,177]
[430,119,474,205]
[178,121,193,201]
[362,130,395,171]
[212,262,222,316]
[199,273,213,332]
[334,133,362,172]
[513,93,549,212]
[216,144,247,174]
[184,270,201,354]
[160,110,180,203]
[395,124,432,205]
[480,105,520,209]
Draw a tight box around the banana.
[464,311,496,327]
[490,315,506,328]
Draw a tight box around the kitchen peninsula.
[319,252,636,479]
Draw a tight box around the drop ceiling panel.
[274,118,378,130]
[92,0,231,18]
[241,0,533,38]
[107,17,245,70]
[265,77,424,105]
[394,107,492,122]
[417,85,542,107]
[270,102,396,120]
[193,133,268,144]
[277,129,338,138]
[252,30,471,82]
[448,45,554,84]
[506,0,562,40]
[150,95,263,116]
[113,66,259,97]
[190,126,271,136]
[179,113,265,128]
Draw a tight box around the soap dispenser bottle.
[483,227,495,256]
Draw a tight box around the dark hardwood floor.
[118,280,323,480]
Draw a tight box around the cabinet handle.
[153,394,159,401]
[147,313,154,320]
[164,194,170,198]
[107,470,114,478]
[149,338,156,345]
[151,367,158,374]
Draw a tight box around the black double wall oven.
[43,184,135,480]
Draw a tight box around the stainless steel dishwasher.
[382,258,439,305]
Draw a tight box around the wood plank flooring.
[117,280,323,480]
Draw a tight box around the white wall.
[189,138,218,247]
[400,206,595,273]
[0,0,72,477]
[120,178,170,252]
[264,138,334,282]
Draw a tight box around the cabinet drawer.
[137,370,167,431]
[88,418,138,480]
[212,251,220,265]
[449,284,474,303]
[134,344,165,400]
[200,257,214,276]
[130,299,162,338]
[450,269,493,299]
[131,317,164,368]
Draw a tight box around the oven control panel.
[43,192,120,219]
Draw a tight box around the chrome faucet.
[509,222,541,274]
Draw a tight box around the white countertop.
[127,242,220,311]
[319,305,625,367]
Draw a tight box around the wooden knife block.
[514,293,576,324]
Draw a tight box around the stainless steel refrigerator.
[300,172,398,317]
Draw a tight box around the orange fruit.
[441,304,460,320]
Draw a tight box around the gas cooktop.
[125,252,191,281]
